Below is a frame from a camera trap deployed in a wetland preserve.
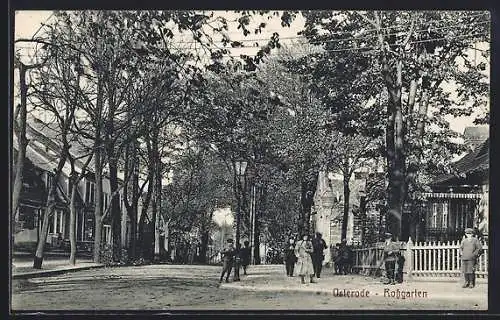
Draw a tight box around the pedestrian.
[331,243,342,275]
[460,228,483,288]
[311,232,327,278]
[339,239,353,275]
[294,234,315,284]
[219,238,235,283]
[240,240,251,275]
[284,237,297,277]
[382,232,399,285]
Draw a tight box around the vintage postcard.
[10,9,489,313]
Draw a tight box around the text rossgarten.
[384,288,428,299]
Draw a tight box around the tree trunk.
[128,203,138,260]
[108,155,121,262]
[253,184,264,265]
[341,166,351,241]
[12,64,29,221]
[150,127,162,262]
[69,182,77,265]
[386,86,406,240]
[34,153,67,269]
[33,202,55,269]
[381,53,406,241]
[199,230,209,264]
[93,74,104,263]
[138,174,152,259]
[123,140,140,261]
[93,147,104,263]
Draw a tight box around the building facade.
[420,135,489,242]
[311,169,371,263]
[12,118,132,254]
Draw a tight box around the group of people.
[381,227,484,287]
[219,227,483,288]
[284,232,328,284]
[330,240,354,275]
[218,239,251,283]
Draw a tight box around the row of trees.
[12,10,489,268]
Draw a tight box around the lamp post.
[233,159,247,281]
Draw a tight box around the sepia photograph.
[10,9,490,313]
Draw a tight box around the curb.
[12,264,105,280]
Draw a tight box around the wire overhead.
[13,14,490,60]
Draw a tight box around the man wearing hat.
[219,238,236,283]
[460,228,483,288]
[382,232,399,285]
[284,237,297,277]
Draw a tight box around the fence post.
[404,237,414,281]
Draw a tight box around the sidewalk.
[12,256,104,279]
[219,265,488,301]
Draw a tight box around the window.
[103,225,112,244]
[119,192,123,211]
[50,210,64,235]
[85,179,95,203]
[103,192,109,210]
[17,206,36,230]
[441,202,448,228]
[431,203,438,228]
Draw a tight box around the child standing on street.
[284,237,297,277]
[219,239,235,283]
[460,228,483,288]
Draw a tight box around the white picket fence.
[352,239,488,279]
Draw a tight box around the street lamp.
[233,159,247,281]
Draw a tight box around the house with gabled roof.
[12,117,130,254]
[419,127,489,242]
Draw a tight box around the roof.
[463,126,489,141]
[28,117,95,170]
[432,138,489,185]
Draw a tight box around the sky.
[14,10,489,136]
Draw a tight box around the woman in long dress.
[294,234,315,284]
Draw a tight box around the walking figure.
[284,237,297,277]
[339,239,353,275]
[240,240,251,275]
[311,232,327,278]
[219,239,235,283]
[331,243,341,274]
[382,232,399,285]
[294,234,315,284]
[460,228,483,288]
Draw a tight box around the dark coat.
[339,244,352,261]
[284,244,297,263]
[312,237,327,259]
[240,247,251,266]
[221,245,235,262]
[460,237,482,261]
